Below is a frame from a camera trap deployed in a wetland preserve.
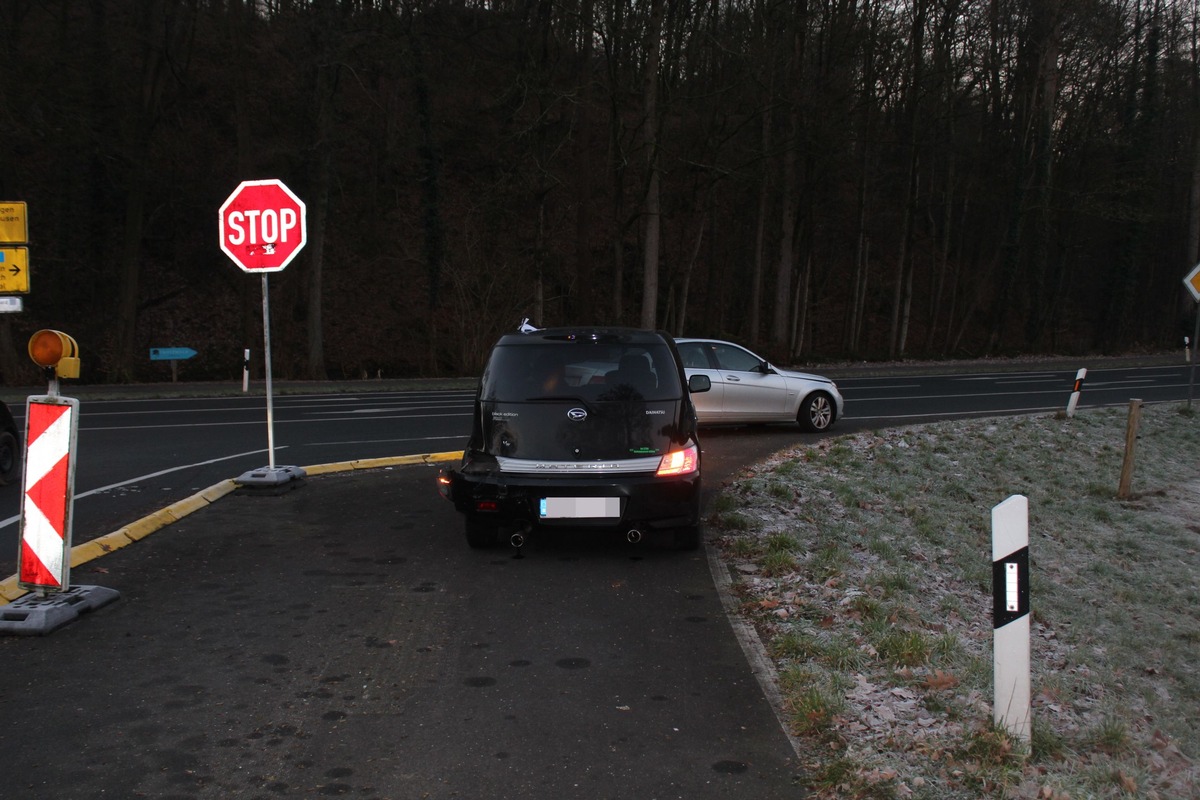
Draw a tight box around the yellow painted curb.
[0,575,24,603]
[0,451,464,606]
[303,451,463,476]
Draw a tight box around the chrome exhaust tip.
[510,532,526,548]
[626,529,643,544]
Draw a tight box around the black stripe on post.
[992,545,1030,629]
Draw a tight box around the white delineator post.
[992,494,1031,744]
[1065,368,1086,418]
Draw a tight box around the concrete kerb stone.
[0,450,465,606]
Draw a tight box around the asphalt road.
[0,461,810,799]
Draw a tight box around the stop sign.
[219,179,307,272]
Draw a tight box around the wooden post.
[1117,399,1143,499]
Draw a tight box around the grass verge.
[712,404,1199,799]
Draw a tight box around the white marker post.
[242,348,251,392]
[1065,368,1086,418]
[992,495,1031,744]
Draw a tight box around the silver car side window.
[678,342,710,370]
[712,343,760,372]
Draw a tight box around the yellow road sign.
[1186,262,1200,303]
[0,247,30,294]
[0,202,28,244]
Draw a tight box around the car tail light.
[475,500,500,512]
[656,444,699,477]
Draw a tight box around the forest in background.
[1,0,1199,384]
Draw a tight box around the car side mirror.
[759,361,776,374]
[688,374,711,393]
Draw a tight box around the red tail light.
[656,444,699,477]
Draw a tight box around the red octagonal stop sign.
[219,179,307,272]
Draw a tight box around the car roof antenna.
[518,318,540,333]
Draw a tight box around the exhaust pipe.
[626,529,643,544]
[510,531,526,548]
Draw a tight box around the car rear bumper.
[441,466,701,532]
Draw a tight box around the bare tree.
[639,0,665,330]
[111,1,195,382]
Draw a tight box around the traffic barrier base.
[235,464,306,488]
[0,585,120,636]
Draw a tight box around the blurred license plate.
[539,497,620,519]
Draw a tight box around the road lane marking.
[73,448,278,500]
[77,411,473,431]
[0,448,274,530]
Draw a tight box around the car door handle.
[725,375,740,382]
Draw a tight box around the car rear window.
[481,342,682,403]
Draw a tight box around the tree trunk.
[888,162,917,360]
[676,215,706,336]
[751,102,771,346]
[305,56,338,380]
[791,253,811,358]
[889,0,927,360]
[224,0,259,380]
[111,1,193,382]
[848,0,878,357]
[639,0,665,330]
[772,105,798,345]
[408,14,443,312]
[573,0,597,310]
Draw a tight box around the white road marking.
[0,448,274,530]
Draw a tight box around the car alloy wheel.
[799,393,834,433]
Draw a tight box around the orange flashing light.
[28,329,81,379]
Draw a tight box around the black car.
[439,326,711,549]
[0,400,20,485]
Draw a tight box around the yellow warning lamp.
[28,329,81,379]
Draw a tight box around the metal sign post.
[218,179,307,488]
[262,273,277,470]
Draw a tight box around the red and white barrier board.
[18,396,80,592]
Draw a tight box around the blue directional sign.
[150,347,197,361]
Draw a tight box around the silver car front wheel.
[798,392,835,433]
